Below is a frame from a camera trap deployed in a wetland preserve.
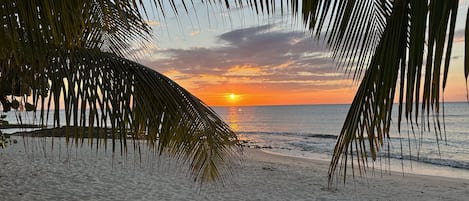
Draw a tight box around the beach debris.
[239,140,251,148]
[262,167,275,171]
[238,139,277,150]
[0,132,8,148]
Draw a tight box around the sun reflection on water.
[226,106,258,143]
[228,107,240,132]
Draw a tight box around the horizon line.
[210,100,469,107]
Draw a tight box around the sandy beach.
[1,136,469,201]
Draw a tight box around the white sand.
[1,136,469,201]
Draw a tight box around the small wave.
[390,154,469,170]
[306,134,337,139]
[287,142,326,152]
[237,131,337,139]
[369,151,469,170]
[239,131,469,171]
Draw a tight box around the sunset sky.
[140,2,469,106]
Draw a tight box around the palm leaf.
[219,0,465,184]
[0,0,152,62]
[0,0,240,183]
[466,7,469,92]
[4,47,240,183]
[328,0,461,184]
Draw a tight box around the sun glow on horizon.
[226,93,240,104]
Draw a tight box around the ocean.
[213,103,469,179]
[2,103,469,179]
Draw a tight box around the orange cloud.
[224,65,266,77]
[145,25,367,106]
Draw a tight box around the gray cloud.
[142,24,349,90]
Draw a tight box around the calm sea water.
[213,103,469,179]
[2,103,469,179]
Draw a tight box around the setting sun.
[226,93,240,103]
[229,93,236,100]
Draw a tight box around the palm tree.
[0,0,239,183]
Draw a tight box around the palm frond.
[81,1,152,57]
[228,0,464,184]
[0,0,241,182]
[2,47,240,183]
[0,0,152,64]
[328,0,460,184]
[464,8,469,87]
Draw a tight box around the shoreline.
[11,128,469,181]
[1,136,469,200]
[256,148,469,182]
[253,147,469,183]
